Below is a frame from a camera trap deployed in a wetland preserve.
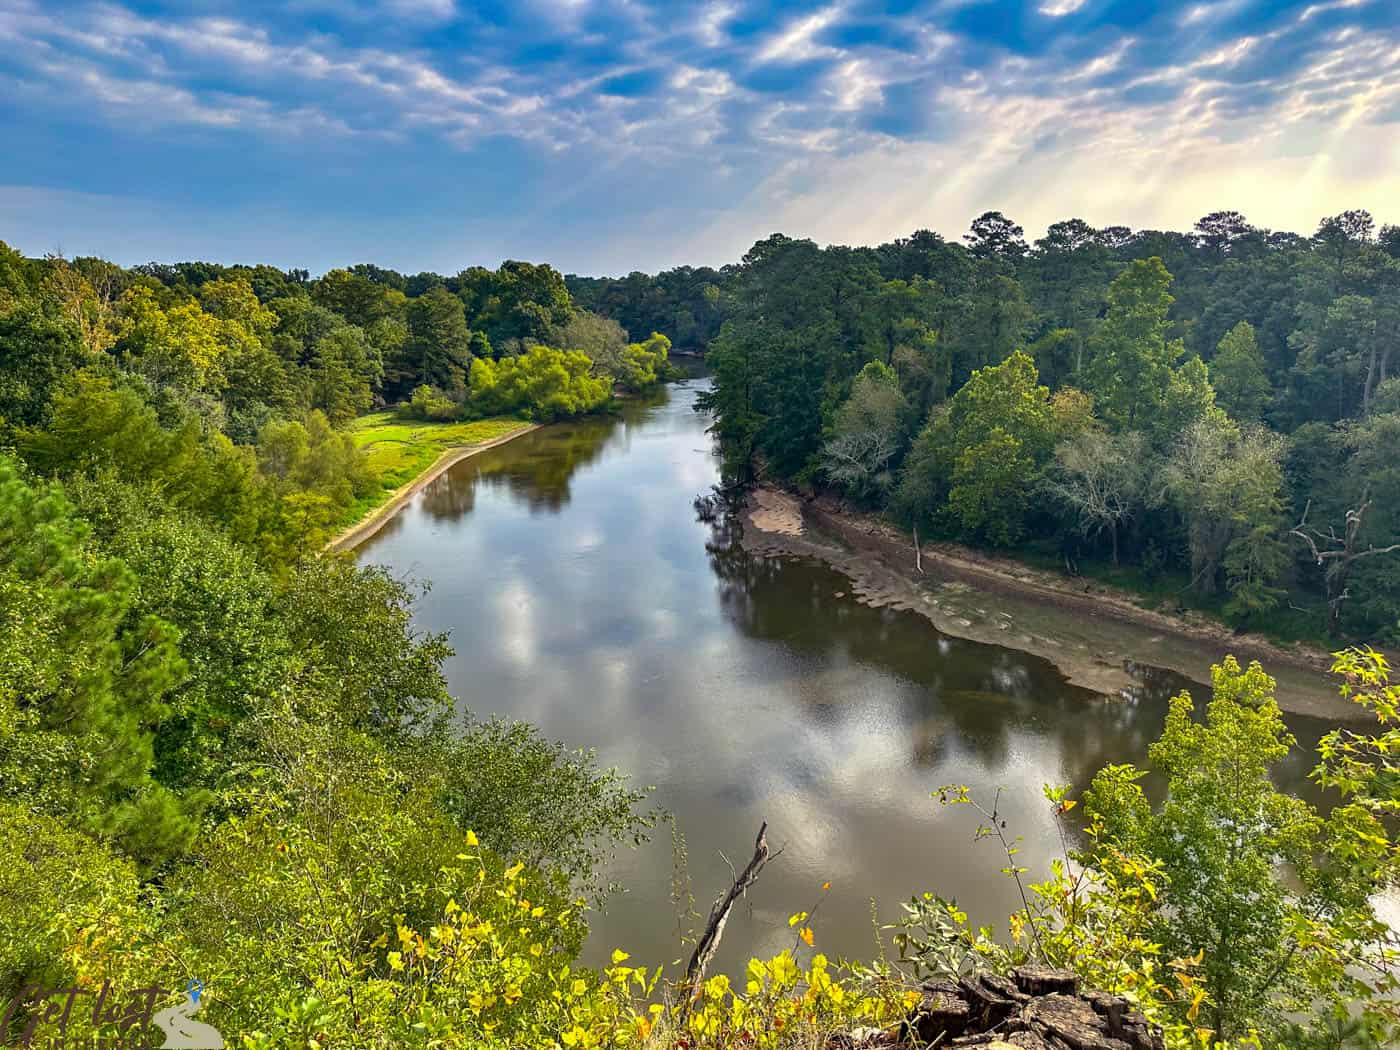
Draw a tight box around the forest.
[2,219,1400,1050]
[574,211,1400,645]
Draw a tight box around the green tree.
[1087,658,1396,1045]
[309,326,379,424]
[0,458,196,867]
[311,268,407,329]
[467,345,610,421]
[459,260,574,347]
[615,332,671,391]
[404,287,474,398]
[1211,321,1272,422]
[0,306,86,428]
[1086,258,1185,431]
[899,350,1055,544]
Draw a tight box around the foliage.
[898,350,1055,543]
[1043,429,1149,564]
[1210,322,1272,422]
[468,345,611,421]
[821,360,908,502]
[0,457,196,868]
[1159,415,1288,614]
[897,784,1202,1048]
[1084,657,1399,1046]
[677,211,1400,641]
[402,382,461,421]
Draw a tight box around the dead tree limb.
[682,822,778,1009]
[1288,490,1400,635]
[913,525,924,575]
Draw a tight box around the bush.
[401,383,461,421]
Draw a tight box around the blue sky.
[1,0,1397,275]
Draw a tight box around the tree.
[1160,414,1288,607]
[311,268,406,328]
[198,276,278,342]
[1192,211,1256,258]
[1085,658,1395,1045]
[117,286,232,393]
[1210,321,1272,421]
[460,260,574,347]
[309,326,380,424]
[0,458,196,868]
[899,350,1055,544]
[946,271,1033,381]
[614,332,671,391]
[1043,429,1149,564]
[1291,486,1400,637]
[0,306,85,428]
[821,361,907,503]
[964,211,1027,266]
[541,310,629,376]
[404,286,473,398]
[466,345,610,421]
[1085,258,1184,431]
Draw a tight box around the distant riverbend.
[351,378,1369,974]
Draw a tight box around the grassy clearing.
[341,411,532,527]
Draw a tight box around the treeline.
[0,245,671,556]
[0,244,657,1042]
[605,212,1400,642]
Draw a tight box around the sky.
[1,0,1398,276]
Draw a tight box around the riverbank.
[327,422,541,552]
[741,486,1368,720]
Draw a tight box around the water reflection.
[354,379,1355,977]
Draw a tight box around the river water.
[353,378,1351,973]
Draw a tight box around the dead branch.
[913,525,924,575]
[682,822,779,1009]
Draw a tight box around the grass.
[339,411,532,530]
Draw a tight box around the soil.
[739,485,1372,721]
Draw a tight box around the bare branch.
[682,823,778,1008]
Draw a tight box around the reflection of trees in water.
[693,488,1223,797]
[419,388,677,520]
[419,417,624,520]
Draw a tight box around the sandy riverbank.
[740,486,1368,721]
[326,424,541,553]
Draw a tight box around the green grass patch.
[339,412,531,530]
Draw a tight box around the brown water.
[353,379,1352,973]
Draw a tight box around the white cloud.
[1039,0,1088,16]
[755,5,842,64]
[696,2,734,47]
[830,59,883,111]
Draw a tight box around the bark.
[681,823,777,1011]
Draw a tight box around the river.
[352,378,1359,974]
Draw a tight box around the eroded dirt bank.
[740,487,1365,721]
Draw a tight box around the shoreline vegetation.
[327,416,542,552]
[741,483,1375,719]
[7,222,1400,1046]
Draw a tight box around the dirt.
[747,487,805,536]
[740,485,1370,721]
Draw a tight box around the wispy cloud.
[0,0,1397,272]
